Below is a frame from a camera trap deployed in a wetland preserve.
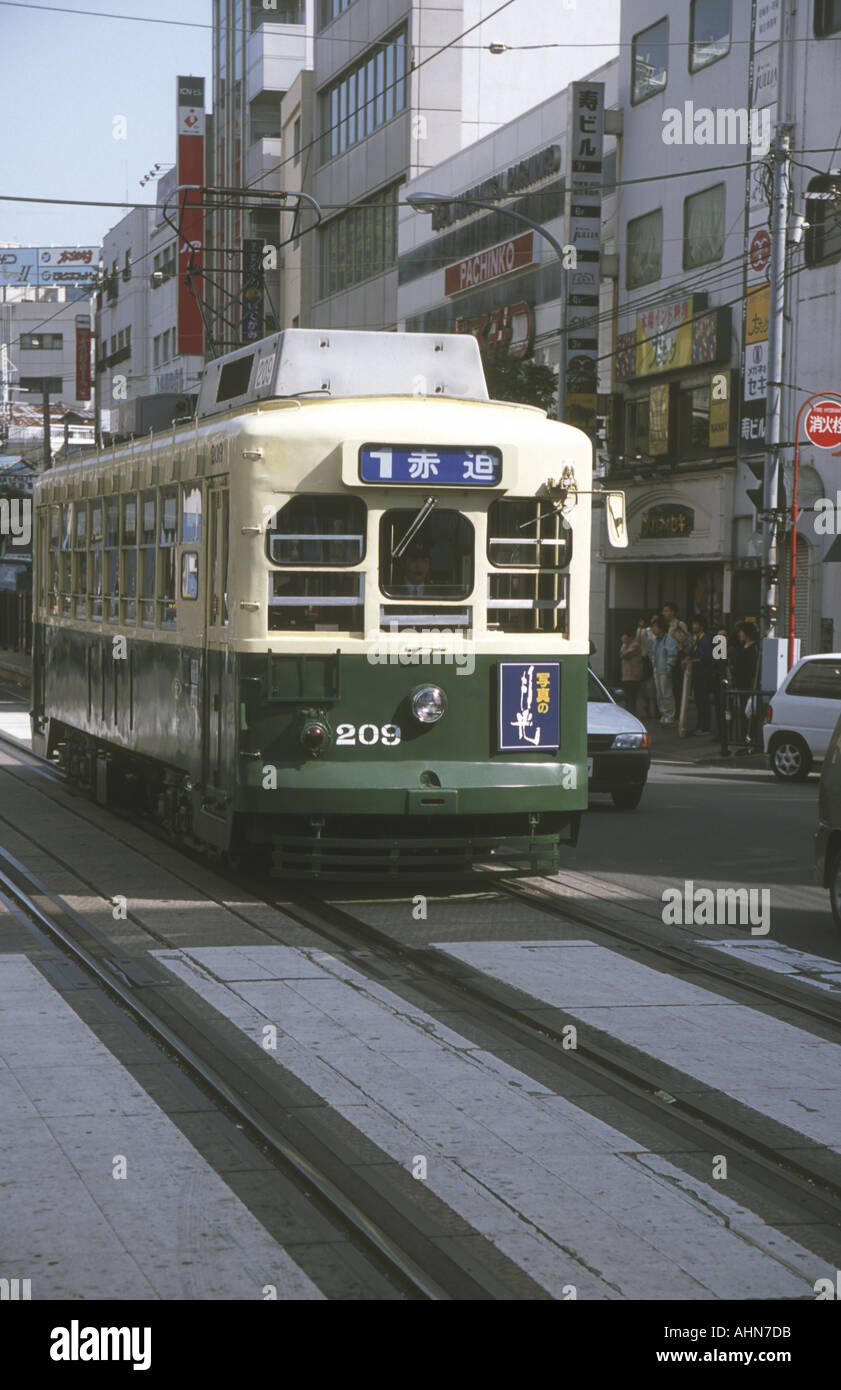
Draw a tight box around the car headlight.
[612,732,650,749]
[410,684,447,724]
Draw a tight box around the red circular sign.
[749,229,771,272]
[805,399,841,448]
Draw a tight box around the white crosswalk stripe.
[699,938,841,993]
[0,955,323,1300]
[155,944,824,1300]
[436,940,841,1154]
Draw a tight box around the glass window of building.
[805,176,841,266]
[690,0,731,71]
[632,17,668,103]
[626,208,663,289]
[317,181,403,299]
[626,397,650,456]
[815,1,841,38]
[683,184,725,269]
[321,26,408,163]
[679,384,711,452]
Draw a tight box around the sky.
[1,0,213,249]
[0,0,621,253]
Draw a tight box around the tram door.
[203,481,230,791]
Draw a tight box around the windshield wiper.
[391,496,437,558]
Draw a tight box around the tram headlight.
[410,685,447,725]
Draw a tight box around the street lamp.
[405,191,570,422]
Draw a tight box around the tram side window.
[105,497,120,622]
[121,493,137,625]
[74,501,88,619]
[379,509,473,600]
[266,494,366,632]
[48,507,59,616]
[140,490,156,626]
[159,485,177,626]
[181,552,198,600]
[89,499,103,621]
[60,503,73,617]
[486,497,571,635]
[181,483,202,542]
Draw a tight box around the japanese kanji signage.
[176,75,204,357]
[564,81,604,434]
[74,315,91,402]
[241,239,264,343]
[498,662,560,752]
[805,400,841,448]
[640,505,694,539]
[359,445,502,486]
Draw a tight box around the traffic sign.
[805,399,841,448]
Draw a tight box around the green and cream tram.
[31,329,614,877]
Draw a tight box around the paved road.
[581,761,838,960]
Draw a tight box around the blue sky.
[1,0,212,249]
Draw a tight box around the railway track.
[2,713,840,1292]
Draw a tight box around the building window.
[625,397,650,456]
[690,0,731,72]
[679,384,711,453]
[805,175,841,266]
[122,248,131,281]
[683,183,725,269]
[251,1,304,30]
[20,333,63,350]
[162,330,170,362]
[321,25,407,162]
[317,0,355,29]
[632,17,668,104]
[815,0,841,38]
[626,209,663,289]
[318,180,403,299]
[293,115,302,163]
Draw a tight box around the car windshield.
[588,669,614,703]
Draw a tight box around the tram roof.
[196,329,490,421]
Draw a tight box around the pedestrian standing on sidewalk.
[685,617,714,734]
[662,601,690,714]
[731,621,760,749]
[635,615,657,718]
[619,631,643,715]
[712,625,730,737]
[650,617,678,725]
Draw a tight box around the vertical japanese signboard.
[565,81,604,434]
[241,239,264,343]
[176,76,205,358]
[739,1,781,448]
[74,315,91,401]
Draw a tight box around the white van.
[763,654,841,780]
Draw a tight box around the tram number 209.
[336,723,401,746]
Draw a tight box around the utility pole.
[761,126,791,641]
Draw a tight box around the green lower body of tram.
[32,624,587,877]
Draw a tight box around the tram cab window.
[105,497,120,622]
[266,495,365,566]
[90,499,103,621]
[486,497,570,635]
[380,509,473,600]
[121,494,137,625]
[266,494,366,632]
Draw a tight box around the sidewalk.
[640,713,768,771]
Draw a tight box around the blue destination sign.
[498,661,560,752]
[360,444,502,486]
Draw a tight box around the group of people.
[617,605,761,742]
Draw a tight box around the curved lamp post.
[405,191,569,422]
